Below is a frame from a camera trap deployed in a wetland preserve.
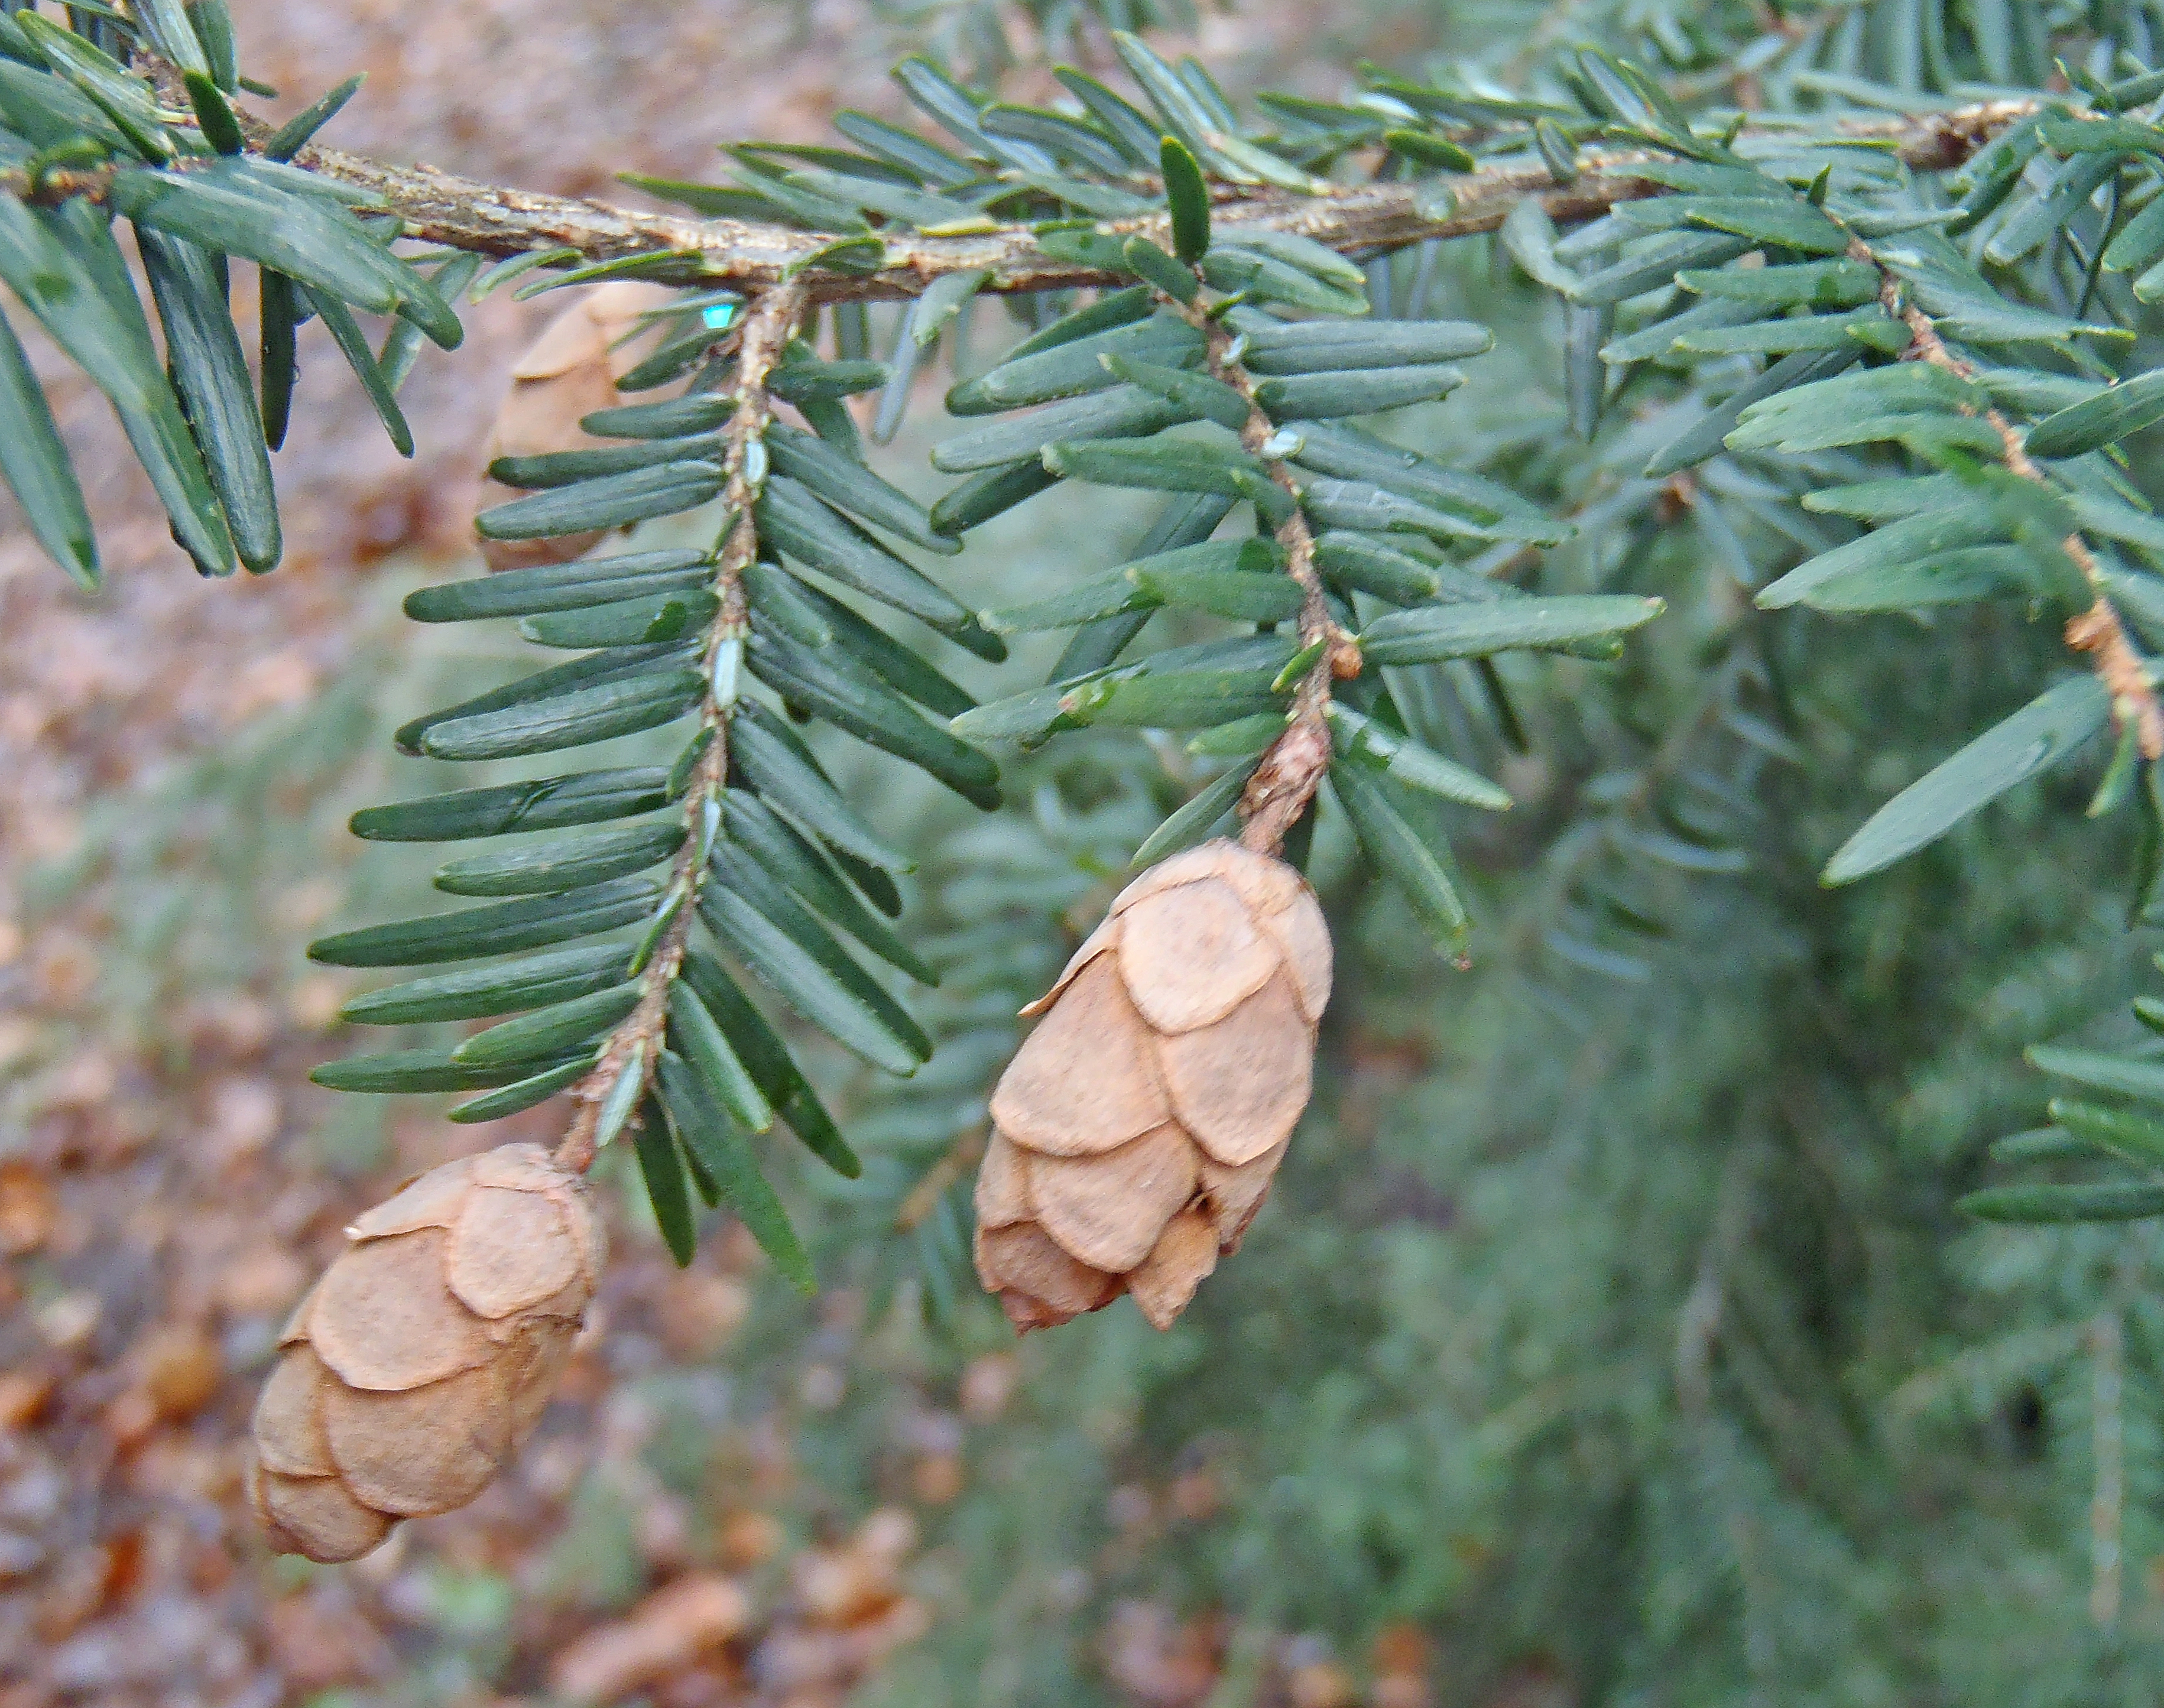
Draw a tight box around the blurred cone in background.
[475,281,678,570]
[249,1142,603,1562]
[975,840,1331,1332]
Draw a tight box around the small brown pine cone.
[974,839,1331,1333]
[248,1142,604,1562]
[476,281,677,572]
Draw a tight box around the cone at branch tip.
[974,839,1331,1333]
[248,1142,604,1562]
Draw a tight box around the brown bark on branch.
[1175,304,1345,855]
[265,100,2036,298]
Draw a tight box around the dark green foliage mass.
[27,0,2164,1697]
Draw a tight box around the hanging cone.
[974,840,1331,1332]
[475,281,678,571]
[248,1142,604,1561]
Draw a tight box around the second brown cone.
[249,1142,604,1562]
[974,839,1332,1333]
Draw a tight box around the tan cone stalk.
[974,839,1331,1333]
[476,281,679,572]
[248,1142,604,1562]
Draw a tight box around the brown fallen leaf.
[549,1574,752,1703]
[1287,1659,1357,1708]
[137,1323,222,1419]
[264,1589,395,1693]
[719,1509,784,1570]
[911,1451,963,1506]
[0,1160,56,1256]
[0,1368,57,1431]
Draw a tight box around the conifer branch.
[102,98,2034,298]
[1175,304,1347,853]
[1860,242,2164,761]
[553,281,806,1174]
